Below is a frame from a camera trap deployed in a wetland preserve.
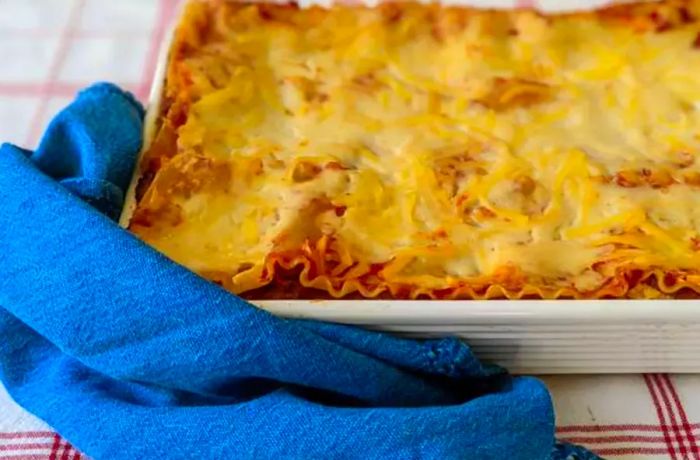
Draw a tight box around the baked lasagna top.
[129,0,700,299]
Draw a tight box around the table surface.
[2,1,700,459]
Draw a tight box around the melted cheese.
[130,0,700,299]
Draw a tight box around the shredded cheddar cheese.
[130,0,700,299]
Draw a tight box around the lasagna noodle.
[130,0,700,299]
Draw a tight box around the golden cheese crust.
[130,0,700,299]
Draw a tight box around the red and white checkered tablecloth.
[2,1,700,459]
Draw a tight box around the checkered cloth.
[2,1,700,459]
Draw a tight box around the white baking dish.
[119,0,700,374]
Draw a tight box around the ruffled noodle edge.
[232,238,700,300]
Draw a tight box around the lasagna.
[128,0,700,299]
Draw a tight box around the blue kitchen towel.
[0,83,599,460]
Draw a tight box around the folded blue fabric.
[0,84,599,460]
